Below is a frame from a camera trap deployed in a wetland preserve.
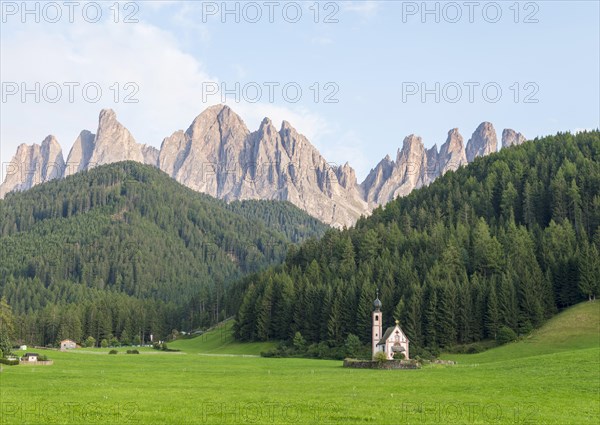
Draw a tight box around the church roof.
[376,325,410,346]
[376,326,396,346]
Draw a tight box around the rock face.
[65,130,96,177]
[361,129,468,206]
[159,105,368,226]
[466,122,498,162]
[87,109,145,169]
[0,136,65,198]
[502,129,527,148]
[66,110,158,175]
[0,106,525,226]
[438,128,468,175]
[361,135,431,206]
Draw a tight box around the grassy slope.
[0,302,597,424]
[444,301,599,364]
[168,320,276,355]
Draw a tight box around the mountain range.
[0,105,526,226]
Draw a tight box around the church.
[372,293,410,360]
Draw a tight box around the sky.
[1,0,599,182]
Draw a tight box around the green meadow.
[0,302,598,425]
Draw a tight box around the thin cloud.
[343,1,379,17]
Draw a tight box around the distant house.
[60,339,77,350]
[22,353,39,362]
[19,345,27,351]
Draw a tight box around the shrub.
[38,355,49,361]
[85,336,96,348]
[292,332,306,352]
[393,352,405,360]
[416,349,434,360]
[109,350,118,355]
[126,349,140,354]
[374,351,388,363]
[497,326,517,345]
[100,339,108,348]
[467,343,485,354]
[0,358,19,366]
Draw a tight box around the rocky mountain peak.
[88,109,145,169]
[1,105,526,227]
[502,128,527,148]
[445,128,462,149]
[466,122,497,162]
[99,108,117,123]
[335,162,358,190]
[65,130,96,177]
[0,136,65,198]
[438,128,467,174]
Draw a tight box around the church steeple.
[373,289,382,311]
[372,290,383,359]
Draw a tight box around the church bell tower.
[372,290,383,359]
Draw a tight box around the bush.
[374,351,387,363]
[393,352,405,360]
[0,358,19,366]
[466,344,485,354]
[38,355,49,361]
[292,332,306,352]
[497,326,517,345]
[108,350,118,355]
[415,349,434,360]
[126,349,140,354]
[101,339,108,348]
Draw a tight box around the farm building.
[60,339,77,350]
[22,353,39,362]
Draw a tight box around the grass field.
[0,302,598,424]
[168,320,276,355]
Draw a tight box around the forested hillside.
[233,131,600,355]
[0,162,327,346]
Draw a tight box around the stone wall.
[343,359,420,370]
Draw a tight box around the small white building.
[19,345,27,351]
[22,353,39,362]
[372,294,410,360]
[60,339,77,350]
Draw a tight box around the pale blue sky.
[1,1,598,181]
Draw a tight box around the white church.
[372,293,410,360]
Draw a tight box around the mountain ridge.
[1,105,527,226]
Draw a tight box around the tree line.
[233,131,600,355]
[0,162,327,346]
